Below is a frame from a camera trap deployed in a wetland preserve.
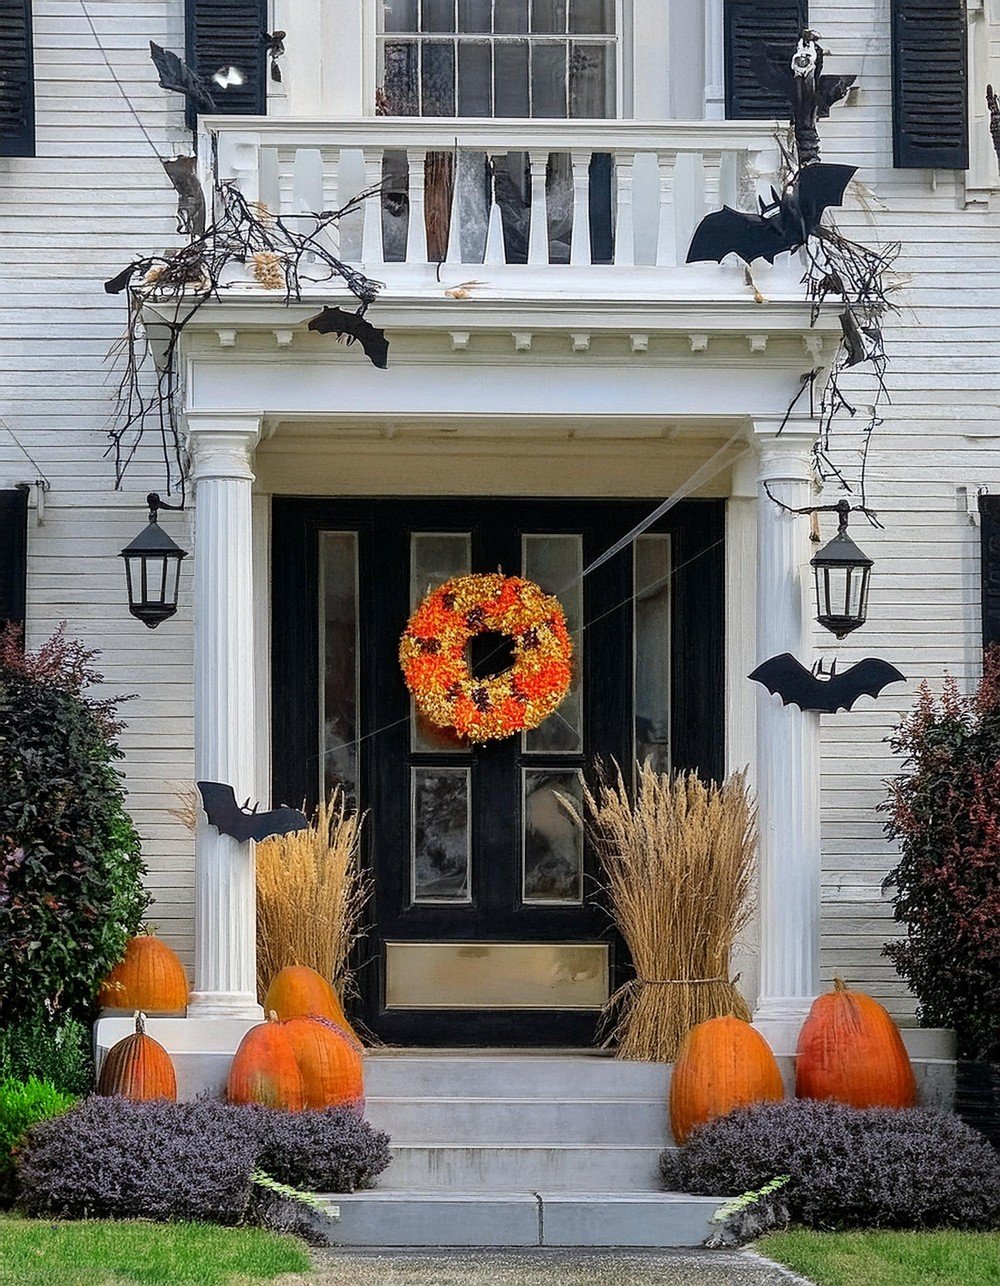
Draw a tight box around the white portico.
[168,280,839,1055]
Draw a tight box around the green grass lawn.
[0,1215,311,1285]
[758,1229,1000,1286]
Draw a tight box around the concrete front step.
[365,1053,672,1101]
[314,1190,723,1248]
[379,1143,670,1192]
[364,1095,670,1146]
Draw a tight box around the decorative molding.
[273,329,295,347]
[512,331,533,352]
[450,331,471,351]
[217,329,237,348]
[570,332,591,352]
[747,334,768,354]
[629,333,650,353]
[689,333,709,353]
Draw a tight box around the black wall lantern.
[810,499,873,638]
[121,492,187,628]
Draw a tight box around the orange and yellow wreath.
[399,573,573,743]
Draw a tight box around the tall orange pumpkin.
[264,965,358,1040]
[669,1016,785,1145]
[98,1012,177,1101]
[98,933,189,1014]
[227,1014,305,1110]
[283,1016,364,1110]
[796,977,916,1109]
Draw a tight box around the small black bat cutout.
[149,42,218,113]
[687,162,856,267]
[197,781,308,844]
[307,307,389,369]
[748,653,905,714]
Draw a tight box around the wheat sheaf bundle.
[255,791,370,1005]
[574,762,756,1063]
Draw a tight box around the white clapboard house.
[2,0,1000,1245]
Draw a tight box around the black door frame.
[271,496,726,1045]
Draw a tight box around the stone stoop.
[317,1052,722,1248]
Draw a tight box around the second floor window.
[379,0,617,118]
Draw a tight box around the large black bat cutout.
[748,653,905,714]
[197,781,308,844]
[687,162,856,267]
[307,307,389,369]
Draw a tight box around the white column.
[703,0,725,120]
[752,423,821,1054]
[187,416,264,1019]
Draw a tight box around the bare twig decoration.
[104,182,383,500]
[988,85,1000,174]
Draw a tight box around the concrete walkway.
[280,1247,806,1284]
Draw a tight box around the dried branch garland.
[105,181,383,500]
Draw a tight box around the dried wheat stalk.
[255,791,370,1004]
[573,762,756,1063]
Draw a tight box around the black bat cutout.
[150,42,217,113]
[686,162,856,267]
[105,263,145,294]
[197,781,308,844]
[307,307,389,369]
[748,653,905,714]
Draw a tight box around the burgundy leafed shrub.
[881,648,1000,1061]
[16,1095,391,1223]
[661,1099,1000,1231]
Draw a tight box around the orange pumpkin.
[98,933,189,1014]
[283,1016,364,1110]
[264,966,358,1040]
[98,1012,177,1101]
[226,1014,305,1110]
[796,977,916,1109]
[669,1016,785,1144]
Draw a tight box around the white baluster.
[613,150,635,267]
[569,150,592,266]
[276,146,296,217]
[527,149,549,266]
[655,150,678,267]
[702,149,723,216]
[406,147,429,265]
[361,146,385,265]
[320,146,340,218]
[484,154,506,265]
[218,131,261,203]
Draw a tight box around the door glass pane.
[320,532,359,802]
[523,769,583,903]
[411,532,471,750]
[383,41,420,114]
[412,767,471,902]
[532,42,567,118]
[523,534,582,752]
[634,533,671,774]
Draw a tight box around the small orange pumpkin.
[796,977,916,1109]
[670,1016,785,1145]
[283,1016,364,1110]
[98,932,189,1014]
[226,1013,305,1110]
[264,966,358,1040]
[98,1012,177,1101]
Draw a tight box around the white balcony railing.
[200,117,781,274]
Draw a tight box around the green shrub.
[0,1013,93,1095]
[0,626,148,1023]
[0,1077,75,1205]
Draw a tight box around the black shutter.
[0,487,28,634]
[0,0,35,157]
[981,495,1000,650]
[186,0,268,126]
[724,0,807,119]
[892,0,969,169]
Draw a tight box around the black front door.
[272,498,724,1045]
